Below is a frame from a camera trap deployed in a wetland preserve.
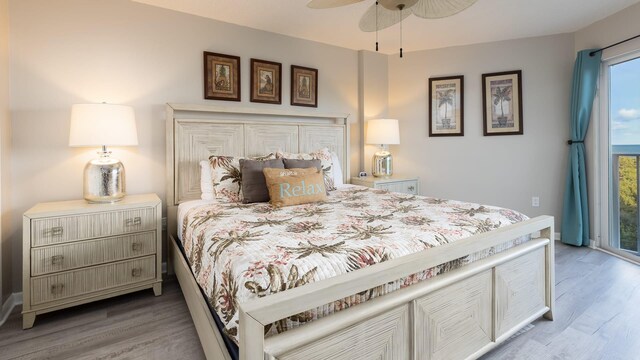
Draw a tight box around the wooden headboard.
[165,103,350,236]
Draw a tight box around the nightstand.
[22,194,162,329]
[351,175,420,195]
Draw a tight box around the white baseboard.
[554,232,561,241]
[0,292,23,327]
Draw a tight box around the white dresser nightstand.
[22,194,162,329]
[351,175,420,195]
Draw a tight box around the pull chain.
[375,1,379,52]
[399,5,403,58]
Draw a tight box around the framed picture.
[203,51,241,101]
[428,75,464,137]
[482,70,523,135]
[291,65,318,107]
[250,59,282,104]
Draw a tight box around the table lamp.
[69,103,138,203]
[366,118,400,177]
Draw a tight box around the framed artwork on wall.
[291,65,318,107]
[428,75,464,137]
[203,51,241,101]
[250,59,282,104]
[482,70,523,136]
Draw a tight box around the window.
[601,54,640,260]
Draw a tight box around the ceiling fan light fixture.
[378,0,418,11]
[359,2,411,32]
[310,0,480,57]
[411,0,478,19]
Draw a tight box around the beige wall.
[574,2,640,243]
[358,50,389,174]
[388,34,575,227]
[4,0,640,297]
[574,2,640,54]
[8,0,359,292]
[0,0,11,305]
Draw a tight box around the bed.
[165,103,555,360]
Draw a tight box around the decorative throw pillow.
[263,167,327,207]
[199,160,215,200]
[209,153,275,203]
[282,159,327,195]
[240,158,284,204]
[276,148,336,191]
[282,158,321,171]
[330,152,344,186]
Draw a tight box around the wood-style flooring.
[0,278,205,359]
[481,244,640,360]
[0,243,638,360]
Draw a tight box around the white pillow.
[331,152,344,186]
[200,160,215,200]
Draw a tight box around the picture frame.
[482,70,523,136]
[250,59,282,104]
[203,51,241,102]
[428,75,464,137]
[291,65,318,107]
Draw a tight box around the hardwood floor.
[0,243,638,360]
[0,278,205,359]
[481,243,640,360]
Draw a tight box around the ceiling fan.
[307,0,479,57]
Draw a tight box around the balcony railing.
[611,145,640,255]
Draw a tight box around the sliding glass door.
[602,53,640,261]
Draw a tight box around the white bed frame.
[165,103,555,360]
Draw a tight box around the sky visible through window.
[611,57,640,145]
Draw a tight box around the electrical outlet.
[531,196,540,207]
[162,217,167,230]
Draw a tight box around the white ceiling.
[132,0,640,54]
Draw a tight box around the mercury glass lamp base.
[83,150,126,203]
[372,150,393,177]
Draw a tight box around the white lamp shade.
[69,103,138,147]
[366,118,400,145]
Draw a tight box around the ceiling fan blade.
[411,0,478,19]
[307,0,365,9]
[359,3,412,32]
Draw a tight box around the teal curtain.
[561,50,602,246]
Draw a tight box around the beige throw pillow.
[263,168,327,207]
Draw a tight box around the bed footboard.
[239,216,555,360]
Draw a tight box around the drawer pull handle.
[131,268,142,277]
[46,226,64,236]
[51,255,64,265]
[51,283,65,295]
[125,217,142,226]
[131,242,142,251]
[407,186,415,192]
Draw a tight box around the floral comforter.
[179,186,528,345]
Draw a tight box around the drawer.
[376,180,418,195]
[30,255,156,306]
[31,231,157,276]
[279,305,410,360]
[31,207,156,247]
[414,270,492,360]
[495,247,546,338]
